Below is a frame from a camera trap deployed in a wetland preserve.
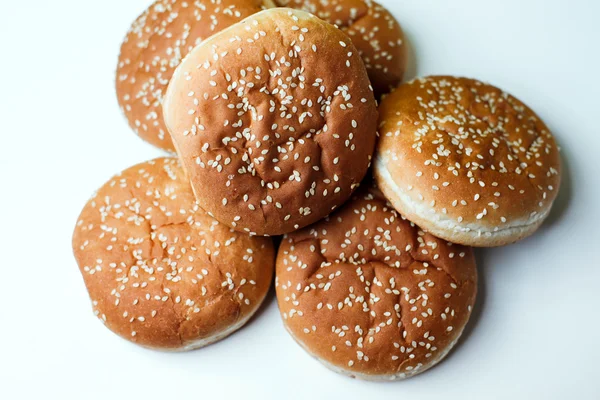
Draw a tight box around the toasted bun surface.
[163,8,378,236]
[273,0,407,96]
[275,187,477,380]
[72,157,274,350]
[375,76,561,247]
[116,0,271,151]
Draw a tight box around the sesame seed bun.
[115,0,400,152]
[273,0,407,96]
[72,157,275,350]
[163,8,378,236]
[275,187,477,380]
[374,76,561,247]
[116,0,272,152]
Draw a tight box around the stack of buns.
[73,0,561,381]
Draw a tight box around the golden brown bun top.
[273,0,407,95]
[377,76,561,236]
[276,187,477,378]
[116,0,269,151]
[72,157,274,349]
[163,8,378,236]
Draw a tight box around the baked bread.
[163,8,378,236]
[72,157,274,350]
[273,0,407,96]
[116,0,403,152]
[116,0,272,151]
[276,187,477,380]
[375,76,561,247]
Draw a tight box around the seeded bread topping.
[273,0,407,95]
[72,157,275,350]
[375,76,561,246]
[116,0,271,151]
[117,0,404,151]
[163,8,378,236]
[276,187,477,380]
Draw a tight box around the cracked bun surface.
[116,0,272,152]
[72,157,275,350]
[375,76,561,247]
[163,8,378,236]
[275,187,477,380]
[273,0,407,96]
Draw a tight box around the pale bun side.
[374,156,549,247]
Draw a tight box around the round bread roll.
[272,0,407,96]
[375,76,561,247]
[163,8,378,236]
[72,157,274,350]
[116,0,273,151]
[275,187,477,380]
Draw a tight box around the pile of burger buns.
[72,0,561,381]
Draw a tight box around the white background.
[0,0,598,399]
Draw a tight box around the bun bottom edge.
[104,288,271,352]
[282,324,465,381]
[373,159,550,247]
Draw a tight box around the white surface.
[0,0,598,399]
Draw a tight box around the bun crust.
[116,0,403,151]
[375,76,561,247]
[275,187,477,380]
[273,0,407,95]
[72,157,274,350]
[116,0,269,151]
[163,8,378,236]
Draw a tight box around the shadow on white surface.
[439,249,487,365]
[544,141,573,228]
[243,284,277,331]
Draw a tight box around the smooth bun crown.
[72,157,274,350]
[273,0,407,95]
[276,187,477,380]
[116,0,270,151]
[163,8,378,236]
[375,76,561,247]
